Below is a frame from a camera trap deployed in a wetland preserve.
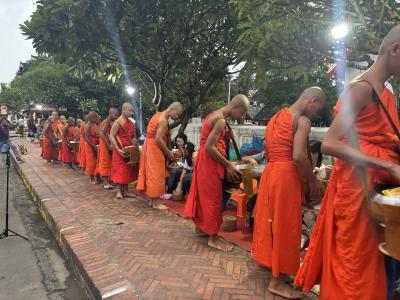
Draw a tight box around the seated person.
[242,140,267,166]
[310,139,333,181]
[174,142,195,197]
[162,133,188,200]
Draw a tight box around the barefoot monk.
[110,102,139,199]
[252,87,326,299]
[184,95,249,251]
[99,107,119,189]
[137,102,183,209]
[84,111,101,184]
[295,25,400,300]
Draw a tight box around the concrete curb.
[13,155,102,300]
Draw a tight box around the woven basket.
[221,216,237,231]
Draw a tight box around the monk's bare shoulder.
[340,80,375,111]
[208,112,225,128]
[296,116,311,133]
[115,116,125,126]
[157,113,168,127]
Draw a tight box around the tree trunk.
[178,113,191,134]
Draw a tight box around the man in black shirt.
[0,118,24,163]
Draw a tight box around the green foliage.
[232,0,400,77]
[78,98,98,114]
[0,57,80,111]
[0,57,123,117]
[231,0,399,125]
[197,99,226,119]
[21,0,239,118]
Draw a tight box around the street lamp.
[35,104,43,111]
[126,86,135,95]
[331,23,349,40]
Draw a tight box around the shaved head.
[230,94,250,110]
[379,24,400,56]
[300,87,326,103]
[167,102,183,120]
[227,94,249,121]
[109,107,119,115]
[295,86,326,118]
[122,102,132,111]
[121,102,133,118]
[169,102,183,112]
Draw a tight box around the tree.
[0,57,80,111]
[21,0,239,119]
[232,0,399,77]
[0,57,123,117]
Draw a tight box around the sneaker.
[16,158,24,163]
[160,193,172,200]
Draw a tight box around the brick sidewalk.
[13,138,316,300]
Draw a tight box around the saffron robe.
[98,120,113,177]
[42,126,57,161]
[295,87,400,300]
[252,108,303,276]
[184,114,226,235]
[60,126,76,163]
[137,112,169,197]
[111,120,138,184]
[51,119,61,160]
[77,126,86,168]
[84,123,100,176]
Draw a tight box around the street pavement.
[0,152,88,300]
[9,138,317,300]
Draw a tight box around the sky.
[0,0,37,84]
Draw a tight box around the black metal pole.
[0,151,29,241]
[4,153,9,236]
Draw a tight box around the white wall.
[172,121,328,149]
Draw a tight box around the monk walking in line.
[110,103,138,199]
[41,116,57,163]
[99,108,119,189]
[252,87,326,298]
[50,111,61,162]
[77,116,88,170]
[137,102,183,209]
[295,25,400,300]
[60,117,77,169]
[84,111,101,184]
[184,95,249,251]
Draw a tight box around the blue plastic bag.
[252,132,264,151]
[0,144,9,154]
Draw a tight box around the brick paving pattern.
[13,138,316,300]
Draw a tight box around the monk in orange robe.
[50,111,61,162]
[60,117,77,169]
[137,102,183,209]
[77,116,88,169]
[184,95,249,251]
[73,119,82,162]
[41,116,58,163]
[295,26,400,300]
[54,115,67,161]
[252,88,326,298]
[110,103,138,199]
[99,108,119,189]
[84,111,101,184]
